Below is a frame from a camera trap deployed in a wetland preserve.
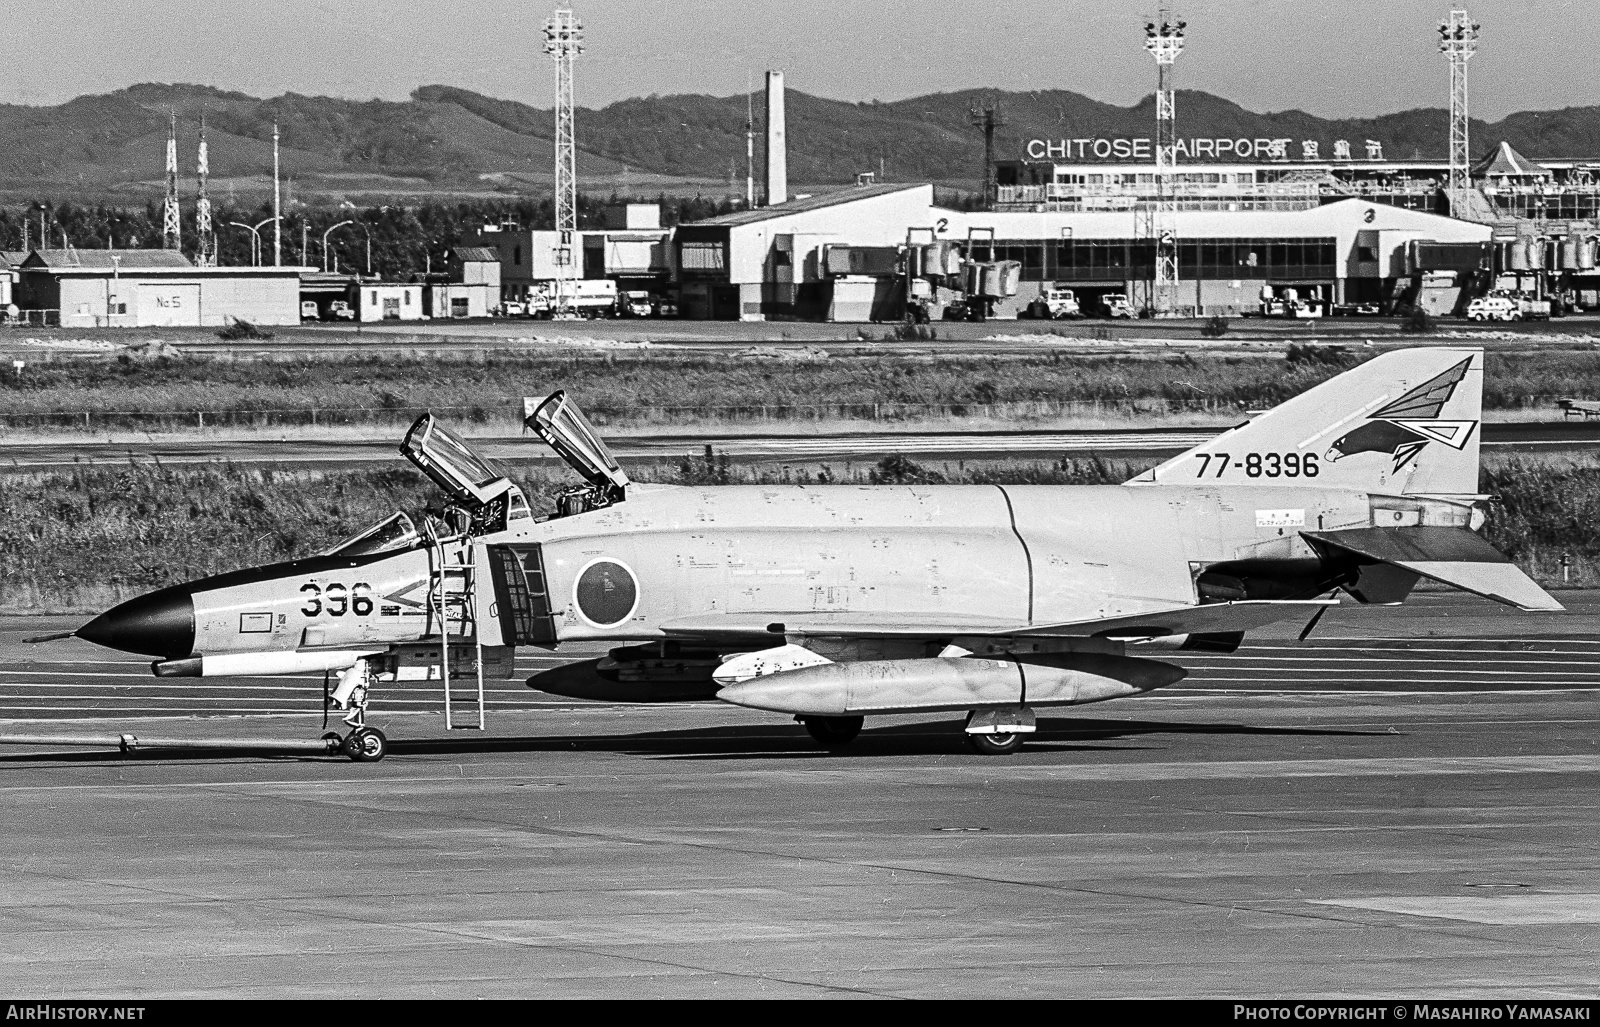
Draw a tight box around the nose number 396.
[300,582,375,617]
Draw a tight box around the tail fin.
[1129,347,1483,496]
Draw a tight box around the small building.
[472,209,670,305]
[16,249,303,327]
[357,283,424,322]
[422,248,500,319]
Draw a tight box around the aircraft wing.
[660,600,1335,643]
[1302,526,1563,611]
[659,611,1027,641]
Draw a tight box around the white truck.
[620,290,654,318]
[1466,294,1550,321]
[530,279,620,319]
[1101,293,1136,319]
[1028,287,1081,319]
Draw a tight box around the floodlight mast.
[544,8,584,317]
[1439,9,1480,196]
[1144,10,1185,318]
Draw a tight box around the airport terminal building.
[675,183,1490,320]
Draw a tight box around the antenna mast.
[272,122,282,266]
[967,99,1007,209]
[195,115,215,266]
[162,111,181,251]
[544,8,583,314]
[1144,8,1186,317]
[1438,9,1480,197]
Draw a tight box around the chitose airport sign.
[1025,137,1384,161]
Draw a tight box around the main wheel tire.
[966,731,1023,756]
[344,727,388,762]
[801,715,864,747]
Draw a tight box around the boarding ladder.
[427,533,485,731]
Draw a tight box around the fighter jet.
[54,347,1558,759]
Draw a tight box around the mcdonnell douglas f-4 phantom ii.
[53,346,1560,759]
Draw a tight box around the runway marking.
[1312,894,1600,926]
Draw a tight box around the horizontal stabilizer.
[1303,526,1563,612]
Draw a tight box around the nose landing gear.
[326,660,388,762]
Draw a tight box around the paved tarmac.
[4,420,1597,471]
[1,592,1598,997]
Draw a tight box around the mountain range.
[5,81,1600,203]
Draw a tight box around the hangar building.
[15,250,302,328]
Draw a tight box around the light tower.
[968,98,1007,209]
[162,111,181,251]
[544,7,583,314]
[1144,11,1186,317]
[195,115,215,266]
[1438,9,1480,196]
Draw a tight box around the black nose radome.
[76,586,196,659]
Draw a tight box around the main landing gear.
[325,660,389,762]
[799,715,864,747]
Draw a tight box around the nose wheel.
[323,660,387,761]
[341,727,388,762]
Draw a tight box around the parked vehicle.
[1101,293,1135,319]
[300,301,319,321]
[501,300,529,318]
[1466,294,1549,322]
[328,300,356,321]
[653,297,680,318]
[620,291,654,318]
[1023,287,1082,320]
[530,279,620,319]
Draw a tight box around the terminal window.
[680,241,726,272]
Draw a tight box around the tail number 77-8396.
[1194,452,1319,479]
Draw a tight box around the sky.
[2,0,1595,120]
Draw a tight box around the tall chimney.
[764,70,787,206]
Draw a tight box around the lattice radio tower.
[162,111,182,251]
[968,99,1007,209]
[544,7,583,313]
[1144,10,1185,317]
[1438,9,1480,196]
[195,115,215,266]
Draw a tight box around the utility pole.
[1144,10,1186,317]
[162,111,181,251]
[1439,9,1480,198]
[544,8,583,316]
[273,122,282,266]
[967,99,1006,209]
[745,78,755,208]
[195,115,215,266]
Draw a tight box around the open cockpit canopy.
[402,415,510,507]
[324,512,421,557]
[401,414,532,535]
[524,391,630,496]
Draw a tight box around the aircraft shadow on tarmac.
[0,717,1390,764]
